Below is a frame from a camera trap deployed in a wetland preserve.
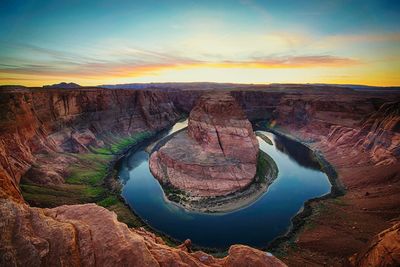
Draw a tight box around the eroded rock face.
[0,199,287,267]
[272,94,400,167]
[150,92,259,197]
[269,92,400,265]
[0,87,180,201]
[349,221,400,267]
[0,87,286,267]
[1,85,399,266]
[188,93,259,163]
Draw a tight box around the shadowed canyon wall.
[0,87,180,202]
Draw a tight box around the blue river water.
[119,121,331,249]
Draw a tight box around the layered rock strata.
[0,198,286,267]
[269,93,400,266]
[0,87,180,202]
[0,86,285,267]
[1,85,400,266]
[150,92,259,197]
[349,221,400,267]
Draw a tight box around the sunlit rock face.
[188,92,259,163]
[150,92,259,197]
[0,199,287,267]
[349,221,400,267]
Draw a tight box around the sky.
[0,0,399,86]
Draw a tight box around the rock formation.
[271,93,400,167]
[150,92,259,197]
[0,198,286,267]
[0,87,180,202]
[267,91,400,265]
[349,221,400,266]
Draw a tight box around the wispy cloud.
[0,41,359,81]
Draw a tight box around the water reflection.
[118,126,331,249]
[272,134,321,171]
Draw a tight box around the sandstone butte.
[150,92,259,197]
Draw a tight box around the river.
[118,120,331,249]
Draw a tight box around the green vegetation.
[163,184,189,203]
[256,152,268,183]
[97,195,119,207]
[66,153,112,185]
[106,201,144,227]
[256,132,273,145]
[256,150,278,184]
[21,131,155,228]
[21,183,103,207]
[93,131,153,155]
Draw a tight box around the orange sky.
[1,0,399,87]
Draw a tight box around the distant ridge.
[43,82,81,89]
[99,82,250,90]
[100,82,400,92]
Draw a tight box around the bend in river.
[118,119,331,249]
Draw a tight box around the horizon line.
[1,81,400,89]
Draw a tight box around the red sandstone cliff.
[188,93,259,163]
[0,198,286,266]
[0,87,179,201]
[349,221,400,266]
[268,92,400,265]
[0,86,286,267]
[271,93,400,166]
[1,85,399,266]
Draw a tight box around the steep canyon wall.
[0,87,180,202]
[0,85,399,266]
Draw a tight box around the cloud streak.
[0,42,359,80]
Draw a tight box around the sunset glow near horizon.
[0,0,399,87]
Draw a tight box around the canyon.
[0,84,399,266]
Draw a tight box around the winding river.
[118,120,331,249]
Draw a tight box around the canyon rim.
[1,84,399,266]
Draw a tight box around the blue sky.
[1,0,399,86]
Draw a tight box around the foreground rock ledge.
[0,198,286,266]
[150,92,259,197]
